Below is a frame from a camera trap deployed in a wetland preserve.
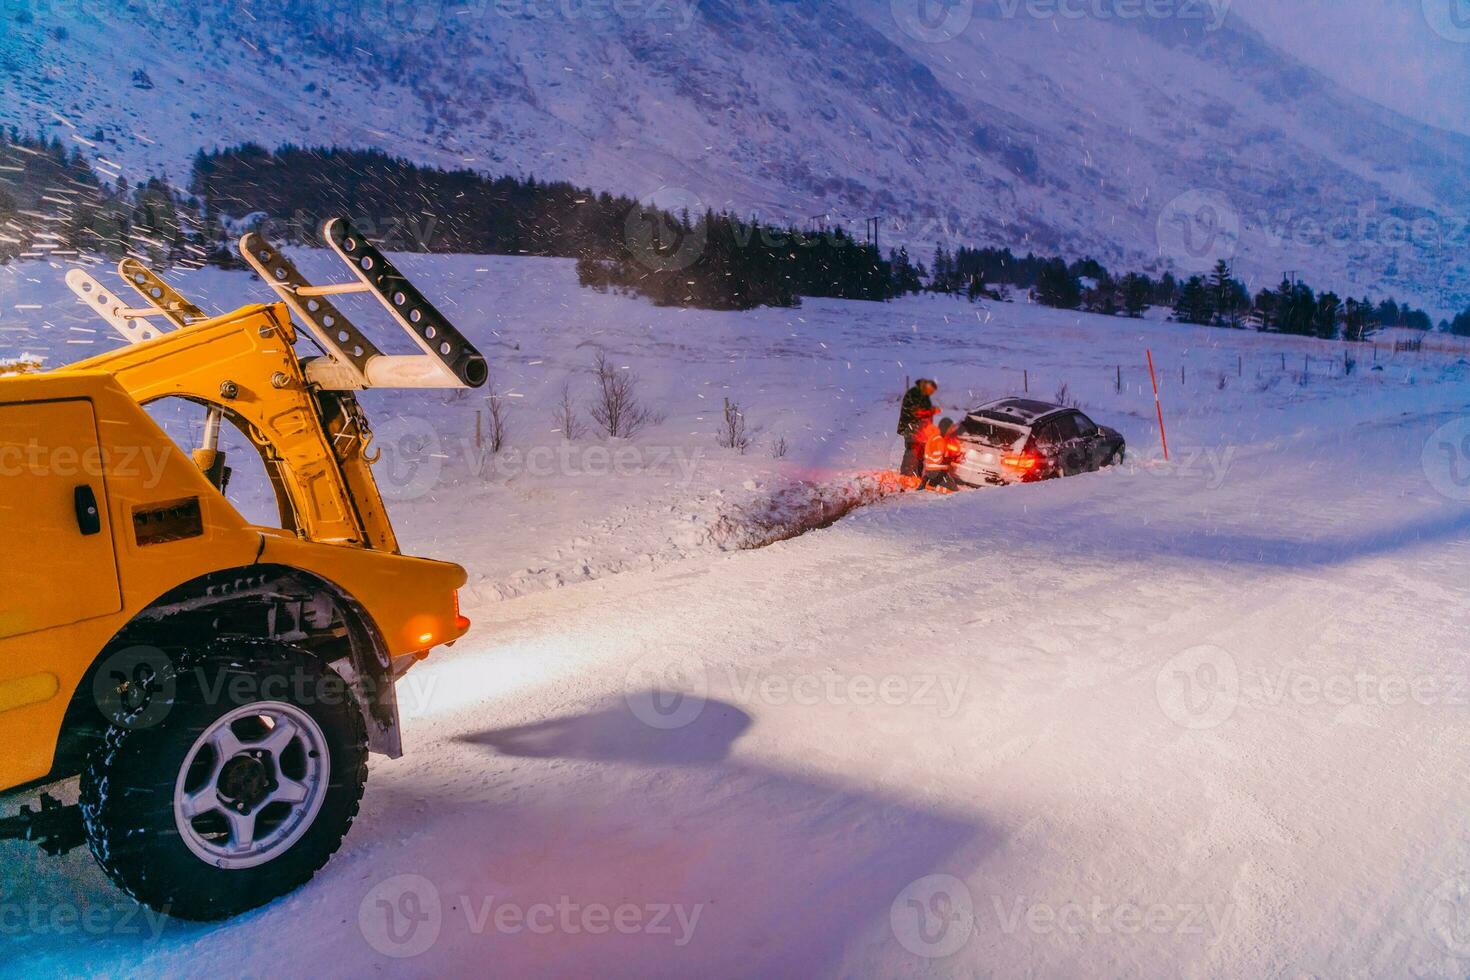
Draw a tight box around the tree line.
[1,136,1465,336]
[926,241,1447,341]
[189,144,929,310]
[0,128,196,267]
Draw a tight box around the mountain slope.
[1,0,1465,311]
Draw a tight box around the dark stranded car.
[952,398,1125,486]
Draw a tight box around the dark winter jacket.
[897,385,936,435]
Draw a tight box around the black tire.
[1108,446,1126,467]
[79,640,368,921]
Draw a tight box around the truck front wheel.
[79,641,368,921]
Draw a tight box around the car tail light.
[1001,451,1040,472]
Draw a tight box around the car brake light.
[1001,452,1040,471]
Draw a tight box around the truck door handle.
[74,485,102,536]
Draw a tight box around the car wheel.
[1108,447,1125,467]
[79,640,368,921]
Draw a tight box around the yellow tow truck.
[0,219,486,920]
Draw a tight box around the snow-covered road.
[10,386,1470,977]
[5,255,1470,976]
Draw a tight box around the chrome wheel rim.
[173,701,331,870]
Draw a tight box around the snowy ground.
[4,254,1470,976]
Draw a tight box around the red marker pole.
[1146,349,1169,462]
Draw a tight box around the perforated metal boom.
[118,258,206,328]
[65,269,173,345]
[324,218,489,389]
[241,218,487,391]
[66,259,209,346]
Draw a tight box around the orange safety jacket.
[913,418,940,446]
[925,431,963,472]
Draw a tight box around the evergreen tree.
[1376,298,1401,328]
[1315,292,1342,340]
[1069,257,1107,281]
[1276,280,1318,336]
[1153,272,1179,308]
[1451,307,1470,338]
[1084,269,1119,315]
[1034,258,1081,309]
[1121,273,1151,318]
[930,246,955,293]
[1174,276,1212,325]
[1341,298,1366,342]
[890,247,921,296]
[1209,260,1236,325]
[1253,287,1278,329]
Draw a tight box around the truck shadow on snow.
[462,694,754,766]
[353,695,989,975]
[0,698,991,974]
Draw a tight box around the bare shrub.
[1054,382,1081,409]
[717,397,752,453]
[554,378,584,441]
[771,434,789,459]
[587,349,655,438]
[482,380,510,454]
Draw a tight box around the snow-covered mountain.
[3,0,1467,311]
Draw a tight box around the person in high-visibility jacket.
[908,414,941,488]
[921,417,963,492]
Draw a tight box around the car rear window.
[959,415,1026,448]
